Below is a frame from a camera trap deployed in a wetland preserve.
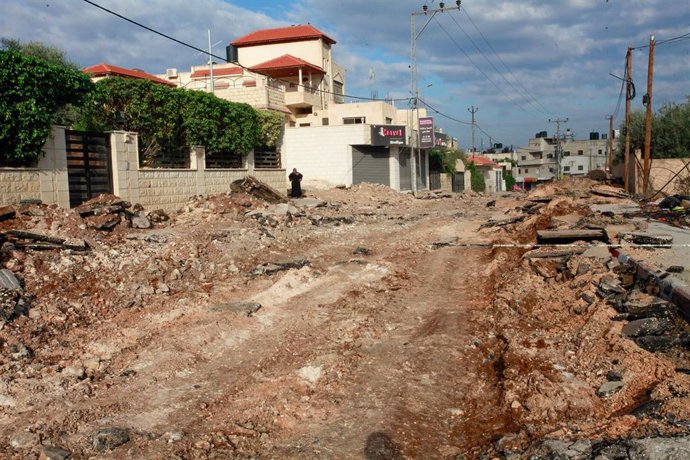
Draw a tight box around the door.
[352,146,390,186]
[65,130,113,207]
[452,172,465,192]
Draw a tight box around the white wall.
[283,125,370,188]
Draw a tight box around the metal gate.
[452,172,465,192]
[65,130,113,207]
[352,146,390,186]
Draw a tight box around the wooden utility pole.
[643,35,655,195]
[607,115,614,172]
[624,47,633,193]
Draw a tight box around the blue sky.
[2,0,689,149]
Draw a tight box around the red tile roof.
[250,54,325,76]
[190,67,243,79]
[467,155,499,167]
[231,24,336,47]
[83,63,176,87]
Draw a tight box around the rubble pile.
[477,177,690,457]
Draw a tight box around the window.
[322,118,329,126]
[547,153,553,159]
[578,165,584,171]
[521,155,526,160]
[343,116,366,124]
[518,168,521,174]
[525,168,529,173]
[299,123,311,127]
[549,167,555,173]
[564,151,570,156]
[333,80,344,104]
[385,117,393,125]
[578,150,584,155]
[564,166,571,172]
[598,149,603,155]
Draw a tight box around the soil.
[1,179,689,459]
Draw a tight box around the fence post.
[38,126,70,208]
[108,131,141,205]
[191,145,207,196]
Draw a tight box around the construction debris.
[230,175,287,204]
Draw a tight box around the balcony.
[285,86,322,109]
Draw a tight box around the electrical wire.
[432,16,544,117]
[459,8,554,116]
[634,31,690,49]
[80,0,412,103]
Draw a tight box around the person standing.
[288,168,303,197]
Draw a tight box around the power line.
[634,31,690,49]
[446,11,550,116]
[432,15,542,117]
[80,0,411,103]
[459,8,553,116]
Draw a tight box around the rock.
[148,209,170,223]
[0,394,17,407]
[0,269,22,291]
[40,446,71,460]
[292,198,327,208]
[606,370,623,382]
[628,436,690,457]
[298,365,322,385]
[631,400,664,419]
[144,234,167,243]
[0,205,17,222]
[210,301,262,317]
[250,258,310,276]
[667,265,685,273]
[635,336,681,352]
[62,239,88,251]
[432,237,459,249]
[156,283,170,294]
[164,431,184,443]
[10,343,32,360]
[537,439,592,460]
[61,365,86,380]
[597,275,626,300]
[9,430,40,448]
[353,247,372,256]
[622,318,674,338]
[627,232,673,247]
[93,427,130,451]
[230,176,287,204]
[580,292,596,304]
[597,381,624,398]
[85,214,121,231]
[130,211,152,229]
[20,198,43,206]
[622,296,673,319]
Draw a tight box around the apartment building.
[515,132,609,187]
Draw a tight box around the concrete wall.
[0,126,69,207]
[634,154,690,196]
[238,39,326,68]
[283,124,369,188]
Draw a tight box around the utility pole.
[549,118,569,179]
[643,35,655,195]
[208,30,215,95]
[411,1,462,193]
[468,105,479,152]
[606,115,614,172]
[624,47,633,193]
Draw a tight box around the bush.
[504,170,516,190]
[468,162,486,192]
[0,50,93,165]
[429,147,466,174]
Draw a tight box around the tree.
[0,38,78,69]
[0,50,94,165]
[429,147,466,174]
[504,169,516,190]
[257,110,285,150]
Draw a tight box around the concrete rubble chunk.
[622,318,674,338]
[250,259,310,276]
[0,205,17,221]
[634,335,681,352]
[40,446,72,460]
[0,269,22,291]
[628,436,690,458]
[131,211,152,229]
[230,176,287,204]
[93,427,130,451]
[596,380,624,398]
[292,198,327,208]
[9,430,40,449]
[626,232,673,247]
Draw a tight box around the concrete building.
[467,155,504,194]
[84,63,177,87]
[515,133,609,187]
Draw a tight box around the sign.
[434,132,449,148]
[419,117,435,148]
[371,125,406,146]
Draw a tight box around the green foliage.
[257,110,285,149]
[77,78,262,166]
[615,100,690,162]
[1,38,78,69]
[0,50,94,165]
[429,147,466,174]
[468,161,486,193]
[504,169,516,190]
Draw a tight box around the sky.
[2,0,689,150]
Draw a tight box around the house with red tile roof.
[467,155,505,193]
[83,63,176,87]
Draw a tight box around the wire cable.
[634,31,690,49]
[459,8,554,116]
[80,0,412,103]
[432,16,538,116]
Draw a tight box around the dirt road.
[2,181,690,459]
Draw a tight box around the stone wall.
[635,153,690,196]
[0,127,69,207]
